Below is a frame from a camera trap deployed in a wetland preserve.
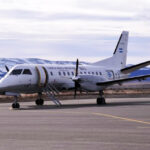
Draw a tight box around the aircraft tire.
[35,99,44,106]
[12,103,20,109]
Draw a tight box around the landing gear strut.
[12,96,20,109]
[97,90,106,105]
[35,92,44,106]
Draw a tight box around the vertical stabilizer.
[92,31,129,69]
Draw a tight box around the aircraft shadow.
[20,103,98,110]
[20,100,150,110]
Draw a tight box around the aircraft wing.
[121,61,150,74]
[96,74,150,86]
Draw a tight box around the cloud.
[0,9,134,22]
[0,0,149,64]
[0,32,149,63]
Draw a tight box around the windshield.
[23,69,32,75]
[10,69,22,75]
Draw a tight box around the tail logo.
[119,48,123,53]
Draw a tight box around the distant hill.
[0,58,150,82]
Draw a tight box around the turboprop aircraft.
[0,31,150,109]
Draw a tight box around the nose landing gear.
[12,102,20,109]
[35,99,44,106]
[35,92,44,106]
[12,96,20,109]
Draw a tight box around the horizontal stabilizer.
[121,61,150,74]
[96,74,150,86]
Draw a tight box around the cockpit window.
[23,69,32,75]
[10,69,22,75]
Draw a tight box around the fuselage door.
[35,66,48,87]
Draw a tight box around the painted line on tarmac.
[45,110,150,125]
[51,110,150,125]
[137,126,150,129]
[42,110,150,125]
[13,106,150,125]
[91,112,150,125]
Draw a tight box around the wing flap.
[121,61,150,74]
[96,74,150,86]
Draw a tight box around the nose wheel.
[35,92,44,106]
[12,102,20,109]
[12,96,20,109]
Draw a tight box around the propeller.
[75,59,79,76]
[5,65,9,72]
[73,59,80,98]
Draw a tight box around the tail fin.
[92,31,129,69]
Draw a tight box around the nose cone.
[0,76,13,92]
[0,79,7,92]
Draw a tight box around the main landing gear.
[12,96,20,109]
[35,99,44,106]
[35,92,44,106]
[97,90,106,105]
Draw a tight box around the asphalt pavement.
[0,98,150,150]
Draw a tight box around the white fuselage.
[0,64,128,94]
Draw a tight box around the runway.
[0,98,150,150]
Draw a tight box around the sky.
[0,0,150,64]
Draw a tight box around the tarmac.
[0,98,150,150]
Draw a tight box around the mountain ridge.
[0,58,150,81]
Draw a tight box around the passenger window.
[50,72,53,76]
[88,72,90,74]
[96,72,98,75]
[58,72,61,76]
[63,72,66,76]
[10,69,22,75]
[99,72,102,75]
[92,72,94,75]
[80,72,83,74]
[72,72,74,76]
[84,72,87,74]
[23,69,32,75]
[67,72,70,76]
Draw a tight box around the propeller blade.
[74,59,79,98]
[74,81,80,99]
[5,65,9,72]
[74,82,77,99]
[75,59,79,77]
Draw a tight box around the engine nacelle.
[79,75,106,91]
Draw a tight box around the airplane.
[0,31,150,109]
